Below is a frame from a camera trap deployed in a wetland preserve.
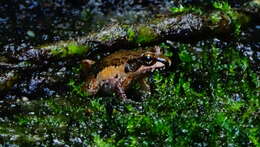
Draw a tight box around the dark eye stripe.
[124,59,142,73]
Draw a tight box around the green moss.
[126,25,158,44]
[212,1,231,11]
[170,5,203,14]
[209,11,222,24]
[93,134,114,147]
[136,26,157,44]
[42,41,90,57]
[170,5,187,13]
[178,44,193,63]
[212,1,249,36]
[127,27,135,41]
[160,43,173,57]
[67,42,88,55]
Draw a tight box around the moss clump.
[135,25,157,44]
[126,25,158,44]
[40,41,90,58]
[212,1,250,35]
[170,5,203,14]
[67,42,88,55]
[127,27,135,42]
[209,11,223,24]
[212,1,231,12]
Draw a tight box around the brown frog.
[81,46,171,100]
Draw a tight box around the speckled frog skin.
[81,46,171,100]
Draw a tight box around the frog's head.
[124,46,171,74]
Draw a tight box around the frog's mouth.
[137,57,171,74]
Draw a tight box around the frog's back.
[101,50,145,66]
[89,50,143,74]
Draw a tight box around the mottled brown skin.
[82,46,171,100]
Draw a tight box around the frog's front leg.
[115,77,133,100]
[115,84,128,100]
[139,77,151,92]
[115,83,138,104]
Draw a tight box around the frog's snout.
[156,57,172,68]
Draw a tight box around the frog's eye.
[142,54,155,66]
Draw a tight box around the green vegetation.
[1,39,258,146]
[212,1,231,12]
[126,25,159,45]
[170,1,250,36]
[209,11,223,25]
[170,5,203,14]
[67,42,89,55]
[41,41,90,57]
[136,26,157,44]
[127,27,135,42]
[212,1,249,35]
[68,79,89,97]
